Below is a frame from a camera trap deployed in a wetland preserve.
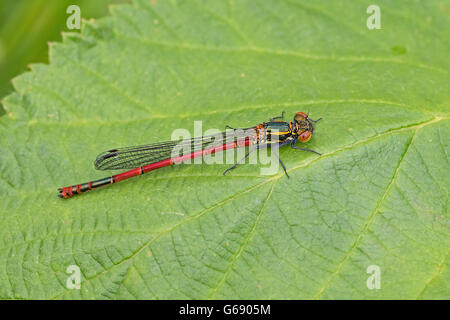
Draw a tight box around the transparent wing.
[94,129,258,170]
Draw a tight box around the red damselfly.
[58,112,321,198]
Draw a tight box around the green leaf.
[0,0,448,299]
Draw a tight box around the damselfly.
[58,112,321,198]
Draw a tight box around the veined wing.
[94,128,258,170]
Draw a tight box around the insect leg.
[270,111,285,121]
[271,142,290,178]
[290,138,321,155]
[223,145,259,175]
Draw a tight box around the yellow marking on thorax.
[271,131,289,136]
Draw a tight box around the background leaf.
[0,0,130,112]
[0,0,448,299]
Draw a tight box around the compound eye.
[298,131,311,142]
[295,112,308,121]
